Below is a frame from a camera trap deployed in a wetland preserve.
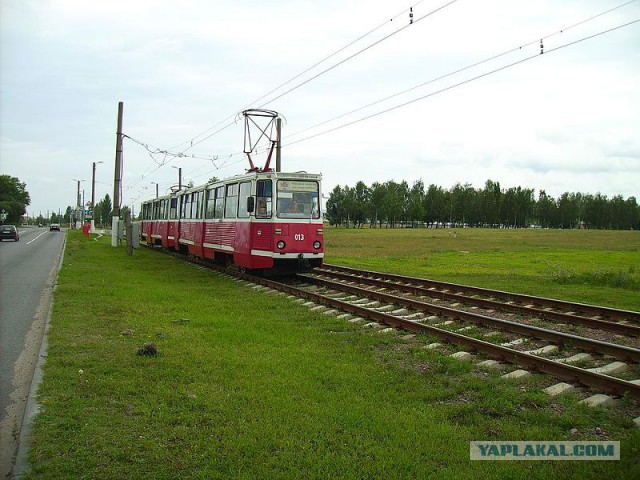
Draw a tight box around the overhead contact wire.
[285,19,640,147]
[257,0,460,109]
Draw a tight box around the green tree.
[351,181,370,228]
[624,197,640,230]
[95,194,112,227]
[479,180,501,227]
[407,179,425,227]
[325,185,346,227]
[536,190,557,228]
[63,206,72,225]
[369,182,386,228]
[382,181,406,228]
[0,175,31,224]
[425,184,447,227]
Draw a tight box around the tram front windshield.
[276,180,320,219]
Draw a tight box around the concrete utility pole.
[76,181,81,210]
[112,101,124,247]
[91,161,103,233]
[72,178,84,229]
[276,117,282,172]
[172,165,183,190]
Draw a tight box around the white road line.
[26,232,47,245]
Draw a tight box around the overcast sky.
[1,0,639,218]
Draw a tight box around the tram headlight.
[313,241,321,249]
[277,240,286,250]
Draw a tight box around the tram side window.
[199,190,205,218]
[153,201,160,219]
[224,184,238,218]
[186,194,193,219]
[192,191,202,219]
[256,179,272,218]
[181,194,192,219]
[170,198,177,219]
[214,187,224,219]
[205,188,216,219]
[237,182,252,219]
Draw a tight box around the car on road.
[0,225,19,242]
[50,223,60,231]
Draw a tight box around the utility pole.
[125,209,133,256]
[91,161,103,232]
[112,101,124,247]
[172,166,183,190]
[276,117,282,172]
[73,178,84,229]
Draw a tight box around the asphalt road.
[0,226,65,478]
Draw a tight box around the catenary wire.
[169,1,454,154]
[287,0,638,139]
[256,0,460,109]
[284,19,640,148]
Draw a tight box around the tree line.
[0,175,31,224]
[26,194,114,227]
[325,179,640,230]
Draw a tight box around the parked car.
[0,225,19,241]
[50,223,61,231]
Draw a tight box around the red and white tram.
[141,171,324,274]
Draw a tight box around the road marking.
[26,232,47,245]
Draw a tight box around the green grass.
[324,228,640,311]
[27,230,640,479]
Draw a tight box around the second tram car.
[141,171,324,274]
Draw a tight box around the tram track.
[296,273,640,363]
[316,264,640,338]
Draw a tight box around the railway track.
[147,244,640,403]
[319,264,640,333]
[292,266,640,400]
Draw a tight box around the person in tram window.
[257,199,267,215]
[286,198,301,213]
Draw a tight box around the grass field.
[26,229,640,479]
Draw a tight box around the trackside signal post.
[112,101,123,247]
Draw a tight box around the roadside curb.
[12,233,67,479]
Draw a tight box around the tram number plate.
[294,233,305,241]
